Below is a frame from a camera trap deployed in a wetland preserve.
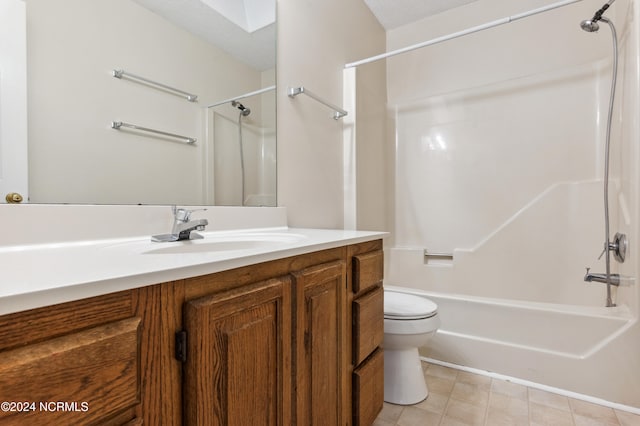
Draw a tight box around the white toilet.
[383,290,440,405]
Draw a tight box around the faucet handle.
[172,206,207,222]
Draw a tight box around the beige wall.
[277,0,386,229]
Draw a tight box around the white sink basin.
[144,239,274,254]
[140,231,308,255]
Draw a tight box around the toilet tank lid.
[384,291,438,319]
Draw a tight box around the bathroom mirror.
[1,0,276,206]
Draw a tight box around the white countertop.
[0,227,386,316]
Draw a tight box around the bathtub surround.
[378,0,640,409]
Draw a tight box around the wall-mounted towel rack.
[111,121,197,144]
[423,250,454,260]
[112,69,198,102]
[287,86,348,120]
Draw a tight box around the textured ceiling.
[363,0,479,30]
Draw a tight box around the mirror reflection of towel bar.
[113,69,198,102]
[111,121,197,144]
[423,250,453,260]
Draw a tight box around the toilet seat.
[384,291,438,320]
[384,315,440,335]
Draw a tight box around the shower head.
[232,100,251,116]
[580,0,616,32]
[580,19,600,32]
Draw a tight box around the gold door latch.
[5,192,24,204]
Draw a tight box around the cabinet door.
[183,277,292,426]
[293,260,347,426]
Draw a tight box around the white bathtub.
[384,284,639,406]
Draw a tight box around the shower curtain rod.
[206,85,276,108]
[345,0,583,68]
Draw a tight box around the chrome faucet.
[584,267,620,286]
[152,206,209,242]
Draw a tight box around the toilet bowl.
[383,290,440,405]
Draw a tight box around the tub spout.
[584,268,620,286]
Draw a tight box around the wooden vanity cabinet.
[0,239,383,426]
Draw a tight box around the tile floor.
[374,362,640,426]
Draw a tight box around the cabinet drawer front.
[353,286,384,365]
[353,251,383,295]
[0,290,134,352]
[0,317,141,425]
[353,349,384,426]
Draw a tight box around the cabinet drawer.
[353,286,383,365]
[353,349,384,426]
[0,317,141,425]
[353,250,383,295]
